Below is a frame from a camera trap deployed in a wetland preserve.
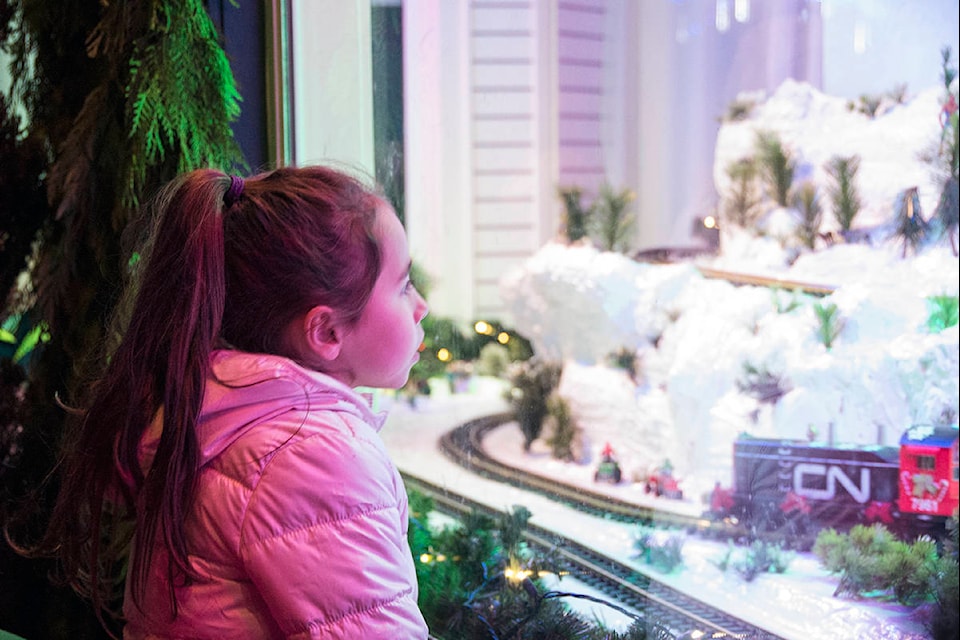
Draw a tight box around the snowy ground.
[377,385,933,640]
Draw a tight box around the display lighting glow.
[437,348,452,362]
[474,320,493,335]
[703,215,717,229]
[715,0,730,32]
[497,332,510,344]
[853,20,868,54]
[503,567,533,583]
[734,0,749,23]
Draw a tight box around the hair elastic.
[224,175,245,207]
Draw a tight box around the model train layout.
[711,424,959,541]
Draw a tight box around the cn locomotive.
[710,424,959,546]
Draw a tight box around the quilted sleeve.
[238,415,428,639]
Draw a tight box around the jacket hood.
[139,350,387,471]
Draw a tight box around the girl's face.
[332,203,428,389]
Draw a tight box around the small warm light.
[437,348,452,362]
[474,320,493,335]
[435,554,446,562]
[703,215,717,229]
[419,553,432,564]
[497,332,510,344]
[503,567,533,583]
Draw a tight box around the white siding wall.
[470,1,543,318]
[556,1,606,196]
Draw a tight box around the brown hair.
[11,165,383,629]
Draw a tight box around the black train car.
[732,435,901,537]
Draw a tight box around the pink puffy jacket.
[122,350,429,639]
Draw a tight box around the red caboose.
[898,425,959,518]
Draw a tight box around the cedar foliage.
[1,2,244,638]
[408,491,652,640]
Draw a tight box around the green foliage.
[714,540,793,582]
[593,183,636,253]
[504,359,562,451]
[545,393,578,462]
[474,342,511,378]
[792,181,822,249]
[0,92,46,310]
[825,155,862,232]
[558,186,595,243]
[934,48,959,255]
[606,346,640,383]
[123,0,245,206]
[736,362,789,404]
[927,295,959,332]
[813,301,844,350]
[723,158,762,228]
[723,95,757,122]
[813,524,940,605]
[927,513,959,640]
[892,187,930,257]
[632,526,685,573]
[754,130,795,207]
[771,287,807,314]
[409,497,654,640]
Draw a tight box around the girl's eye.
[403,279,415,294]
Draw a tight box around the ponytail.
[14,169,233,623]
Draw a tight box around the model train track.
[403,471,784,640]
[437,413,712,532]
[696,265,836,296]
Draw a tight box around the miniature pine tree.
[934,46,959,255]
[593,183,636,252]
[892,186,930,257]
[558,186,595,243]
[826,155,863,232]
[793,181,822,249]
[754,130,795,207]
[723,158,762,228]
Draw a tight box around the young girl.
[19,166,430,638]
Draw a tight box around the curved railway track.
[404,414,787,640]
[404,472,783,640]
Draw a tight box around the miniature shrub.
[813,301,844,350]
[545,393,579,462]
[813,523,940,605]
[593,183,636,253]
[505,359,562,451]
[723,158,762,228]
[607,346,640,383]
[825,155,862,232]
[754,130,795,207]
[933,49,959,254]
[558,186,595,243]
[793,181,822,249]
[736,362,789,404]
[475,342,511,378]
[771,287,806,314]
[633,526,685,573]
[892,186,930,257]
[712,540,793,582]
[734,540,793,582]
[926,295,959,332]
[927,514,959,640]
[724,95,757,122]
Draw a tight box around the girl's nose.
[414,291,428,323]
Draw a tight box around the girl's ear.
[301,305,345,362]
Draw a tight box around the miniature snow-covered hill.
[500,80,959,499]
